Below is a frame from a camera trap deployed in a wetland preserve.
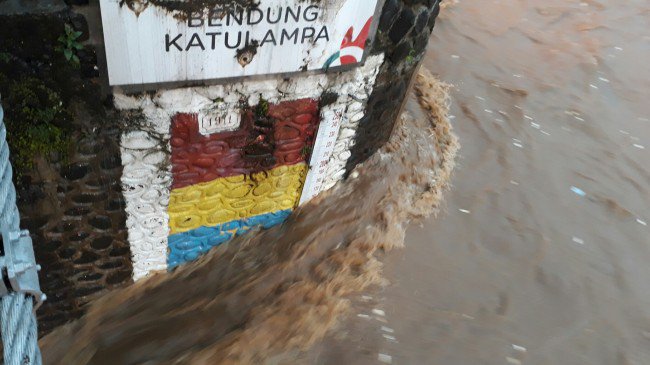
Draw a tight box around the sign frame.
[99,0,386,88]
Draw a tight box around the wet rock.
[90,236,113,250]
[73,250,99,264]
[89,215,112,230]
[61,163,89,180]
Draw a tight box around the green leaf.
[73,31,83,39]
[73,43,83,50]
[64,48,72,60]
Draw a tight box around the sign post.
[100,0,381,86]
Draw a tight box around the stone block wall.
[348,0,442,174]
[0,2,131,335]
[18,124,131,335]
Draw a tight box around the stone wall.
[0,0,130,335]
[115,55,384,279]
[348,0,442,174]
[0,0,442,335]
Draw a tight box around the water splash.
[40,69,458,365]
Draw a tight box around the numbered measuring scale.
[299,107,346,205]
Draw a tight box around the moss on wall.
[0,73,73,174]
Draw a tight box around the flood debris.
[570,186,586,197]
[572,237,585,245]
[378,353,393,364]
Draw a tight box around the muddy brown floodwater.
[305,1,650,364]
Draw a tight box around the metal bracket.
[0,224,46,310]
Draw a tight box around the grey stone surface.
[0,0,66,15]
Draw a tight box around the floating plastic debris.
[357,313,370,319]
[510,180,519,186]
[598,77,610,83]
[615,46,623,51]
[637,219,647,226]
[382,334,397,341]
[590,84,599,89]
[459,209,471,214]
[512,344,527,353]
[372,309,386,317]
[475,96,485,101]
[524,115,534,120]
[484,109,493,114]
[541,130,551,136]
[531,122,540,129]
[378,353,393,364]
[513,142,523,148]
[451,55,460,59]
[381,326,394,333]
[633,144,645,149]
[571,186,586,197]
[572,237,585,245]
[619,130,630,135]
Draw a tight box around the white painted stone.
[118,54,385,280]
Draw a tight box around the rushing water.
[306,1,650,364]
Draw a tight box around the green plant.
[405,49,417,64]
[254,97,270,117]
[1,77,72,173]
[56,24,83,66]
[300,145,313,158]
[0,52,10,63]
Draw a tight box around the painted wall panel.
[117,55,384,279]
[171,98,320,189]
[169,163,307,235]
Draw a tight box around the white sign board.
[99,0,381,86]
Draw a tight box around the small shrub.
[56,24,83,66]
